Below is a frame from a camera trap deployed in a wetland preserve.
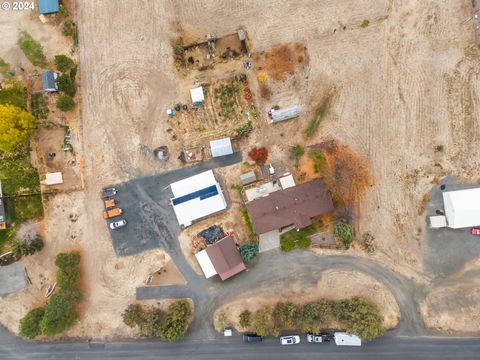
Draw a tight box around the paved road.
[1,331,479,360]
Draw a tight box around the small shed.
[209,137,233,158]
[190,86,205,106]
[38,0,59,14]
[42,172,63,186]
[41,71,58,92]
[240,171,256,185]
[271,105,300,123]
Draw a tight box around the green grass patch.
[280,225,316,251]
[308,148,327,173]
[241,208,256,241]
[0,58,11,75]
[304,94,334,138]
[0,146,43,252]
[18,31,47,68]
[31,93,49,120]
[0,79,27,110]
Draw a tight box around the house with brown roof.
[245,179,333,251]
[195,235,246,281]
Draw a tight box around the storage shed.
[240,171,256,185]
[271,105,300,123]
[38,0,59,14]
[190,86,205,106]
[42,172,63,185]
[209,137,233,158]
[41,71,58,92]
[442,187,480,229]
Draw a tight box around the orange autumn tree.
[248,146,269,164]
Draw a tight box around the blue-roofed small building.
[42,71,58,92]
[38,0,59,14]
[170,170,227,227]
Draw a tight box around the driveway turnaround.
[107,152,242,256]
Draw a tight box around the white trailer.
[334,332,361,346]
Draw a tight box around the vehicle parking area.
[104,153,242,256]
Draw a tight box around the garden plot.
[171,77,254,146]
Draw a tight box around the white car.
[307,333,323,343]
[110,219,127,230]
[280,335,300,345]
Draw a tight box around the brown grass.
[418,193,431,215]
[264,43,309,81]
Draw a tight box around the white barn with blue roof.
[170,170,227,227]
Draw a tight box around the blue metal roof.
[42,71,57,91]
[38,0,59,14]
[172,185,219,206]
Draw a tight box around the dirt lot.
[1,0,480,338]
[214,269,400,331]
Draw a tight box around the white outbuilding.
[209,137,233,158]
[442,188,480,229]
[190,86,205,106]
[170,170,227,227]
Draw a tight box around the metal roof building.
[442,188,480,228]
[271,105,300,123]
[209,137,233,158]
[240,171,256,185]
[41,71,58,92]
[170,170,227,227]
[195,235,246,280]
[38,0,59,14]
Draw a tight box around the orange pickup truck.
[103,208,122,219]
[104,199,116,209]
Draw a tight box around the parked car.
[280,335,300,345]
[320,332,335,342]
[102,188,117,198]
[109,219,126,230]
[307,333,323,343]
[472,228,480,235]
[243,333,263,343]
[103,208,122,219]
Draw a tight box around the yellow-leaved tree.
[0,104,36,152]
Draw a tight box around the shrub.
[241,209,256,241]
[273,302,300,329]
[300,300,333,334]
[235,121,253,137]
[12,236,44,256]
[58,4,68,17]
[62,20,75,36]
[0,104,36,152]
[56,267,80,289]
[253,307,272,337]
[280,237,295,252]
[55,251,80,270]
[139,308,164,337]
[333,221,354,248]
[239,242,259,263]
[56,95,75,112]
[248,146,268,164]
[123,304,145,328]
[308,148,327,173]
[54,55,75,73]
[18,31,47,67]
[19,307,45,339]
[161,300,192,342]
[293,145,305,160]
[57,74,76,96]
[361,19,370,28]
[239,310,251,328]
[40,288,83,336]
